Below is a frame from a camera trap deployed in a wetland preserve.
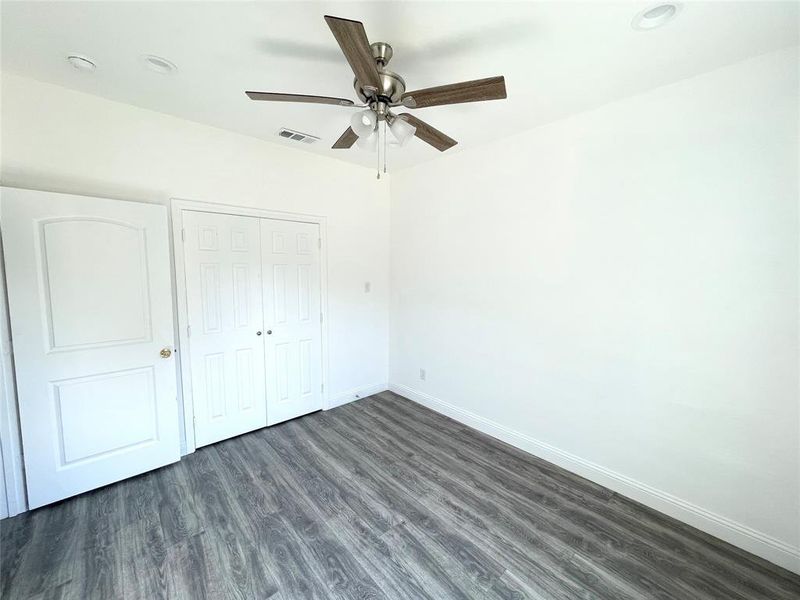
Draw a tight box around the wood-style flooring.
[2,391,799,599]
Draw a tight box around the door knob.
[266,330,272,335]
[256,331,262,336]
[160,347,172,359]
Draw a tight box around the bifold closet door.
[2,187,180,509]
[183,211,266,447]
[261,219,323,425]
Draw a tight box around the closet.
[180,209,324,448]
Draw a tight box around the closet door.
[261,219,323,425]
[183,211,266,447]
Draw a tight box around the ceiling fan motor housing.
[354,42,406,105]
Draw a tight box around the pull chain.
[377,120,388,180]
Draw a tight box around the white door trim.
[0,220,27,517]
[170,198,330,454]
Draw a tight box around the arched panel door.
[1,187,179,509]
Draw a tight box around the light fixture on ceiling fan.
[350,106,416,146]
[246,15,508,178]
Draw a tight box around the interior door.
[183,210,266,447]
[1,187,179,509]
[261,218,323,425]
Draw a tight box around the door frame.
[170,198,330,454]
[0,216,26,517]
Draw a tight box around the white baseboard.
[326,383,388,411]
[388,382,800,575]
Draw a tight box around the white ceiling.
[2,1,798,172]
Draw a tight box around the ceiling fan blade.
[397,114,457,152]
[246,91,355,106]
[401,76,507,109]
[324,15,381,92]
[332,126,358,149]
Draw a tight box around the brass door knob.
[160,347,172,359]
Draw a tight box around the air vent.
[277,128,320,144]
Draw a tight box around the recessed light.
[632,3,681,30]
[66,55,96,72]
[141,54,177,74]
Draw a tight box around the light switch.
[364,281,371,293]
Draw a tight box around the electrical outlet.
[419,368,426,381]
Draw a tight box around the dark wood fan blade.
[401,76,506,109]
[398,114,457,152]
[324,15,381,92]
[332,126,358,149]
[246,91,355,106]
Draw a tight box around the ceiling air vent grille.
[277,128,320,144]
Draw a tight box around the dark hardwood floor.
[2,391,799,599]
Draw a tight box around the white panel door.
[261,219,323,425]
[1,187,179,509]
[183,211,266,447]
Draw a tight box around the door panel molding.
[171,198,330,455]
[52,365,158,468]
[35,216,153,353]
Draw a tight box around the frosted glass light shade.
[389,117,416,146]
[356,131,378,152]
[350,109,377,138]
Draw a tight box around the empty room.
[0,1,798,598]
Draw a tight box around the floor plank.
[2,391,798,599]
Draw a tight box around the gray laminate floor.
[2,391,799,599]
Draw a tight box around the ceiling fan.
[246,15,507,173]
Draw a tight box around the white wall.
[389,47,799,573]
[0,72,391,443]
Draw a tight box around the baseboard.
[326,383,388,411]
[388,382,800,575]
